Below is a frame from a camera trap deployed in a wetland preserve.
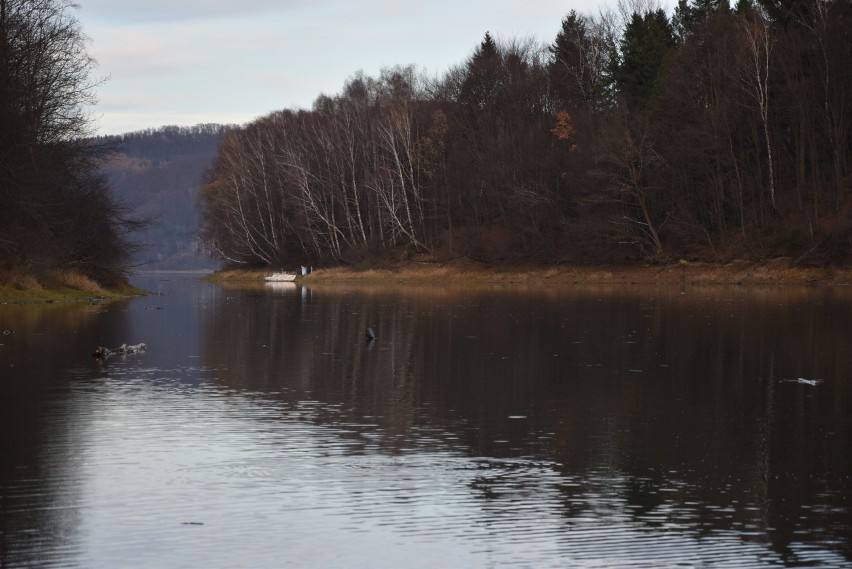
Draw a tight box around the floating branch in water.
[93,343,147,359]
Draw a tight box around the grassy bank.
[208,258,852,286]
[0,267,145,304]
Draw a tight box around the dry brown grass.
[0,265,141,303]
[0,266,42,291]
[50,270,104,293]
[205,257,852,287]
[307,259,852,285]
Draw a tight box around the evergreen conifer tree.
[459,31,503,113]
[613,9,675,109]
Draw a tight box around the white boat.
[264,272,297,282]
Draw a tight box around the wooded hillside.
[199,0,851,268]
[95,125,226,269]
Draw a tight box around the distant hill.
[94,124,229,270]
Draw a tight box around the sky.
[76,0,612,135]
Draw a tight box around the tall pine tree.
[458,31,503,113]
[613,9,676,109]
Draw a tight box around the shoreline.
[0,269,146,305]
[4,259,849,303]
[0,284,145,305]
[208,258,852,286]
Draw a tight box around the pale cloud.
[77,0,321,23]
[95,39,190,76]
[96,93,178,111]
[77,0,611,135]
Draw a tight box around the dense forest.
[0,0,136,286]
[94,125,226,269]
[200,0,851,268]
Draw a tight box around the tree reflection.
[201,283,852,564]
[0,300,133,567]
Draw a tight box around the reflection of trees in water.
[545,287,852,563]
[0,301,133,567]
[201,284,852,563]
[201,284,429,448]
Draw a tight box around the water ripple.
[14,377,831,569]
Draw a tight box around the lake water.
[1,273,851,568]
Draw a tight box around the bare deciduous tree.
[735,4,776,209]
[1,0,136,284]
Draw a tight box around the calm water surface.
[1,274,851,568]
